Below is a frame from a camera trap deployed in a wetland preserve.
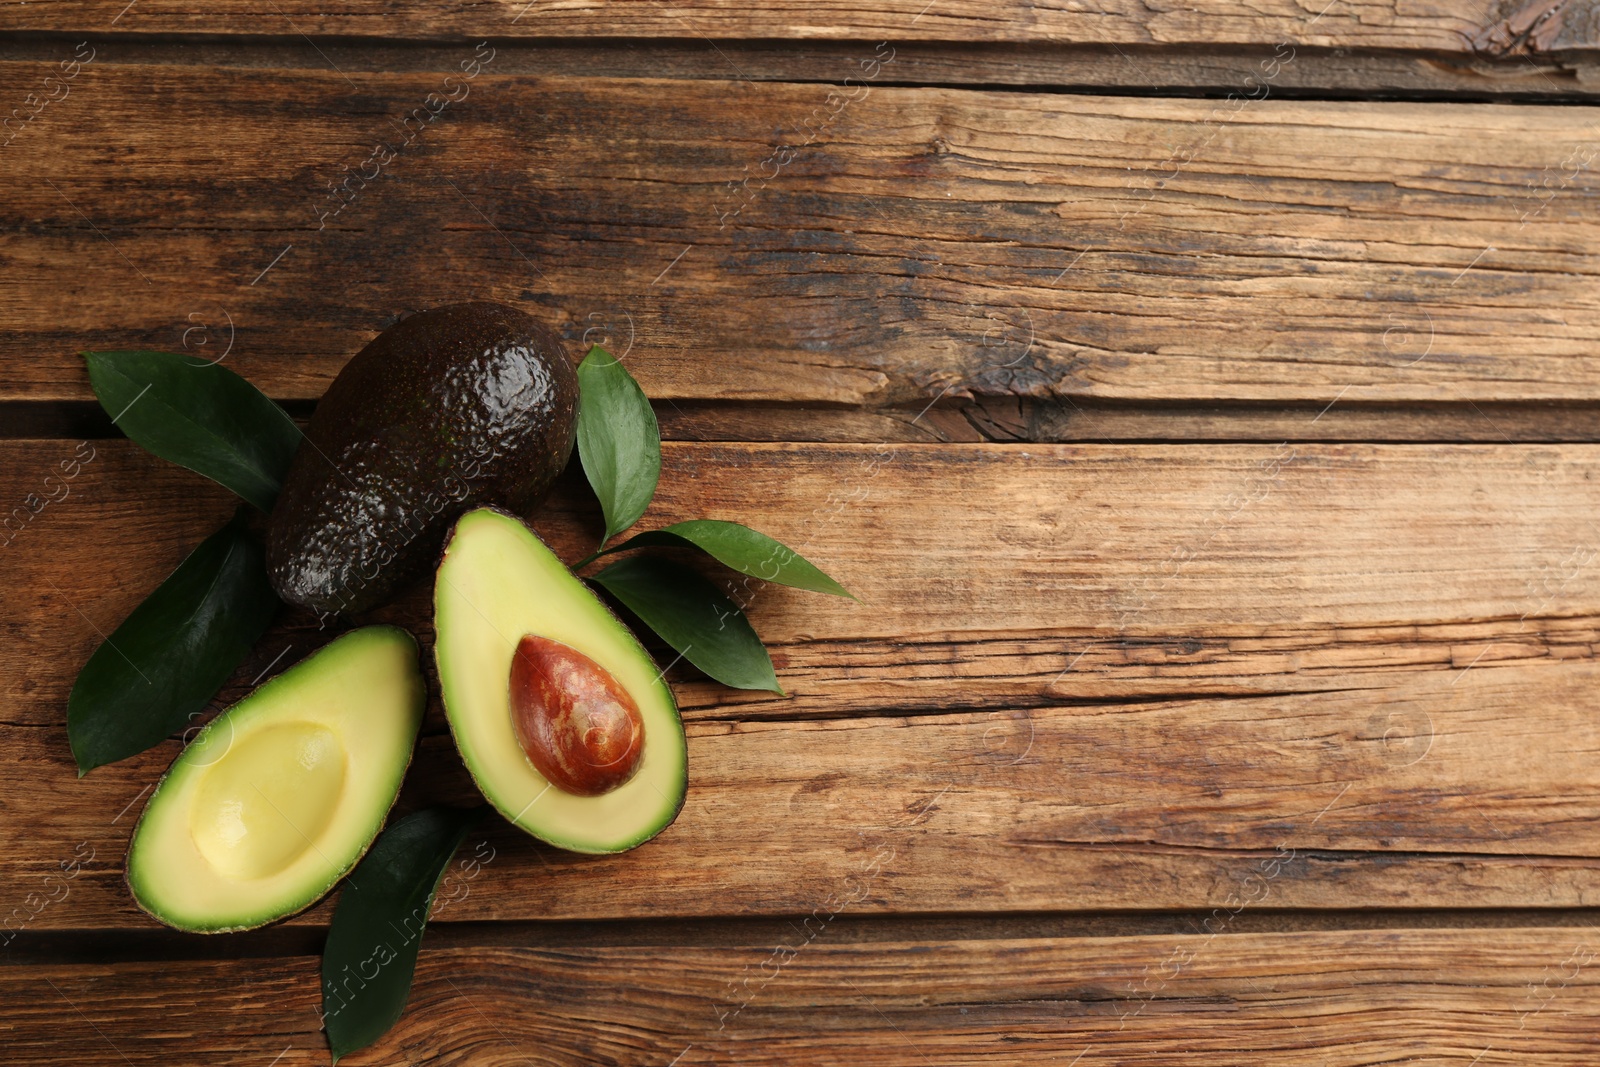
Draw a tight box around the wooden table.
[5,3,1600,1063]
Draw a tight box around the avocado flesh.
[126,626,424,933]
[435,508,687,854]
[267,302,578,615]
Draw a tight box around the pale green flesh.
[126,626,424,933]
[435,508,687,854]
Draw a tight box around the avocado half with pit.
[126,626,424,932]
[434,508,687,853]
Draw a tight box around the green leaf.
[591,554,783,694]
[576,345,660,546]
[605,520,855,599]
[322,806,489,1064]
[67,509,280,774]
[83,350,302,512]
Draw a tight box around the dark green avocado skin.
[266,302,577,615]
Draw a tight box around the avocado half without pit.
[435,508,687,853]
[126,627,424,932]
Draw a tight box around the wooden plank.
[7,0,1592,55]
[7,37,1598,98]
[6,440,1600,927]
[5,69,1600,406]
[11,440,1600,714]
[5,928,1600,1064]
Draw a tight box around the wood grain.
[9,37,1599,98]
[1,8,1590,1064]
[5,68,1600,407]
[5,439,1600,928]
[8,928,1600,1064]
[9,0,1594,54]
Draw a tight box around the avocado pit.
[509,635,644,796]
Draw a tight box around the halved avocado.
[434,508,687,853]
[126,626,424,932]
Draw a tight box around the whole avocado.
[267,302,578,615]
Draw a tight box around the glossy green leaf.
[576,345,660,546]
[322,806,490,1064]
[605,520,855,599]
[83,350,302,512]
[591,554,782,694]
[67,509,280,774]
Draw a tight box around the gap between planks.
[13,398,1600,444]
[2,36,1598,100]
[6,908,1600,965]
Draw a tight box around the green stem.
[571,549,604,571]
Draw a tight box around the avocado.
[126,626,424,932]
[434,508,686,853]
[267,302,578,616]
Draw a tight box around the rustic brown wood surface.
[5,438,1600,932]
[4,10,1600,1066]
[12,0,1600,55]
[4,38,1597,98]
[5,67,1600,413]
[7,927,1600,1065]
